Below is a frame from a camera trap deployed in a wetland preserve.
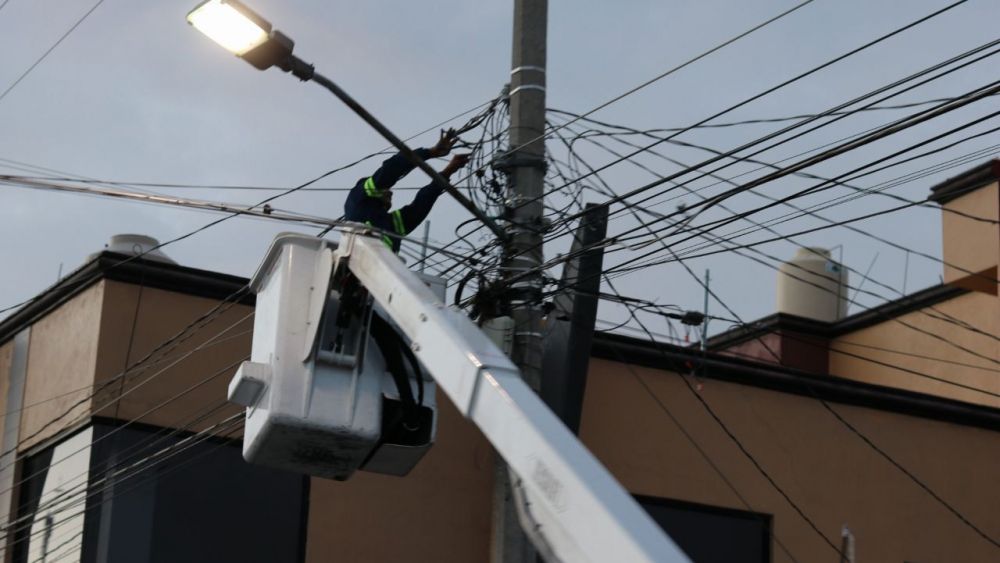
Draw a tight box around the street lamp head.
[187,0,301,74]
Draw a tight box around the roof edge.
[0,252,253,347]
[593,331,1000,432]
[705,283,968,351]
[928,158,1000,205]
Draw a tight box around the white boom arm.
[335,229,690,563]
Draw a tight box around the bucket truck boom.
[229,230,690,563]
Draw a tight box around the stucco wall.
[581,357,1000,562]
[94,280,252,433]
[19,282,103,451]
[830,291,1000,408]
[941,181,998,286]
[306,390,495,563]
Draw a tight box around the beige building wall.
[7,273,999,562]
[306,391,495,563]
[941,181,999,288]
[581,357,1000,563]
[830,291,1000,408]
[19,282,104,451]
[94,280,253,433]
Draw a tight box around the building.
[0,162,997,562]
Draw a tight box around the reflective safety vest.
[344,148,444,254]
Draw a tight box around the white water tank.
[776,247,848,322]
[100,234,175,264]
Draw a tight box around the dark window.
[11,426,94,563]
[13,422,307,563]
[637,495,771,563]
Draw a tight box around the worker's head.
[380,190,393,210]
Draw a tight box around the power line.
[442,29,1000,272]
[541,120,1000,393]
[0,362,246,547]
[626,147,999,266]
[544,294,802,562]
[551,114,1000,344]
[532,97,1000,295]
[516,0,818,151]
[549,108,1000,225]
[0,99,508,502]
[573,80,1000,255]
[0,0,106,105]
[607,249,1000,550]
[550,94,1000,134]
[0,94,501,316]
[522,0,980,214]
[612,290,844,555]
[4,412,245,553]
[553,112,999,281]
[1,398,233,541]
[0,302,254,503]
[0,176,344,228]
[688,298,1000,550]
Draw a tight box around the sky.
[0,0,997,339]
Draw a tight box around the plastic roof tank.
[776,247,849,323]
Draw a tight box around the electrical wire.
[540,119,1000,395]
[550,113,1000,343]
[0,0,106,105]
[606,261,1000,551]
[517,1,981,215]
[0,94,501,317]
[441,31,1000,276]
[523,97,1000,298]
[516,0,818,152]
[0,308,254,503]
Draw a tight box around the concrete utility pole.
[493,0,547,561]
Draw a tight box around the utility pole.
[493,0,547,561]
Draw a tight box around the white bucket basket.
[229,233,439,480]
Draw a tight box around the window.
[14,422,307,563]
[12,427,94,563]
[637,495,771,563]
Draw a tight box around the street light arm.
[279,55,508,241]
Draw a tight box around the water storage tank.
[99,234,176,264]
[776,247,848,322]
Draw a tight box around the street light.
[186,0,312,79]
[185,0,506,239]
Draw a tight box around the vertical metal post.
[419,221,430,274]
[701,269,710,350]
[494,1,547,562]
[541,203,608,434]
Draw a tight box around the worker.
[344,129,470,253]
[344,130,469,434]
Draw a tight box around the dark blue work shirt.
[344,148,443,253]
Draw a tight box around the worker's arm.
[392,154,470,235]
[364,130,459,197]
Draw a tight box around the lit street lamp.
[186,0,505,239]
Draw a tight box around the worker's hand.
[441,153,471,178]
[428,128,459,158]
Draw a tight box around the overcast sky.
[1,0,997,338]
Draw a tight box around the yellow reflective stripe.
[364,177,381,197]
[365,220,394,249]
[391,210,406,235]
